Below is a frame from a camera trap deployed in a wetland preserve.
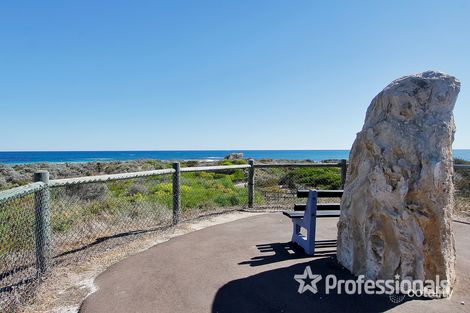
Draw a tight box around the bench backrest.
[294,189,343,212]
[297,189,343,198]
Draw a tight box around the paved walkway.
[80,214,470,313]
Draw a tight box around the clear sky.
[0,0,469,151]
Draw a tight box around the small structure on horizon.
[224,153,244,160]
[337,71,460,296]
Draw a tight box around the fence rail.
[180,164,251,172]
[253,162,344,168]
[1,159,469,311]
[455,164,470,169]
[0,182,46,204]
[48,168,176,187]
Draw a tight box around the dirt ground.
[19,211,258,313]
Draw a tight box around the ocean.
[0,150,469,164]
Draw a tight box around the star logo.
[294,266,322,294]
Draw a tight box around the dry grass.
[17,211,258,313]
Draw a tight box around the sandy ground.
[19,211,258,313]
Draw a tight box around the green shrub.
[0,200,35,255]
[52,211,76,233]
[455,159,470,192]
[280,167,341,190]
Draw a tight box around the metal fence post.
[340,159,347,189]
[248,159,254,208]
[33,171,50,275]
[172,162,181,225]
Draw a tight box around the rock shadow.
[213,257,409,313]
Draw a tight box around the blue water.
[0,150,469,164]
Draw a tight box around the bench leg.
[303,191,317,256]
[304,217,316,256]
[288,190,318,256]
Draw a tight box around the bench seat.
[297,190,343,198]
[282,189,343,255]
[283,210,341,218]
[293,203,340,211]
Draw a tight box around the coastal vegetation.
[454,159,470,218]
[455,158,470,191]
[0,158,340,256]
[2,158,469,257]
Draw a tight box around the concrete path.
[80,214,470,313]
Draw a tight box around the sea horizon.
[1,149,470,164]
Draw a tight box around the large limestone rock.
[337,71,460,293]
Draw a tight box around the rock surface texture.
[337,71,460,294]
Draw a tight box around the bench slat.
[297,190,343,198]
[317,210,341,217]
[283,210,341,219]
[294,203,341,211]
[282,211,304,218]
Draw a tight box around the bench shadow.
[238,240,337,267]
[213,257,409,313]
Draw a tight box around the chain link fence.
[50,176,174,260]
[0,162,252,312]
[0,183,45,311]
[180,167,249,221]
[252,162,345,210]
[454,165,470,219]
[1,160,470,311]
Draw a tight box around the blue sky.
[1,0,469,150]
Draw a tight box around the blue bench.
[282,189,343,255]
